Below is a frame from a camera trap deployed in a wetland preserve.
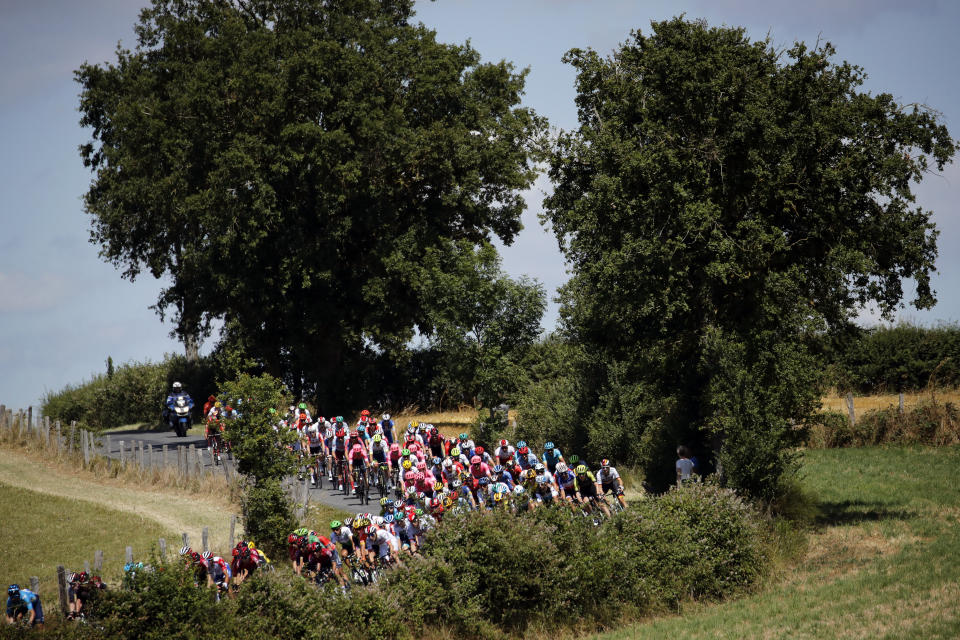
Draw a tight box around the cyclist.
[473,445,494,466]
[492,464,515,489]
[554,462,578,503]
[541,441,565,473]
[205,402,226,462]
[532,474,559,507]
[468,455,494,483]
[516,442,539,471]
[379,413,396,445]
[597,459,627,510]
[368,434,391,487]
[574,464,610,518]
[5,584,43,628]
[304,418,324,486]
[348,441,370,496]
[331,427,349,490]
[203,552,231,599]
[426,426,445,458]
[67,571,102,620]
[494,439,516,466]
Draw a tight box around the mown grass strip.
[593,446,960,640]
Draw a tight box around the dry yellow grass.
[820,389,960,414]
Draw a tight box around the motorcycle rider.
[163,382,194,430]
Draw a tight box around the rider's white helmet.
[172,381,183,391]
[382,413,390,421]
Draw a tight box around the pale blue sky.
[1,0,957,411]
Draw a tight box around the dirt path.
[0,448,237,549]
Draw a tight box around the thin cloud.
[0,271,68,312]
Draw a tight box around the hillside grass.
[593,445,960,639]
[0,482,175,592]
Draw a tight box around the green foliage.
[542,17,955,499]
[41,355,219,430]
[421,241,546,410]
[240,479,296,560]
[827,322,960,392]
[218,374,293,481]
[76,0,546,405]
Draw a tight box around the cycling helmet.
[443,496,453,508]
[432,456,441,466]
[518,446,529,455]
[269,407,277,415]
[534,462,545,471]
[494,491,504,502]
[389,443,400,451]
[336,416,344,423]
[443,458,453,468]
[414,508,424,516]
[380,497,389,506]
[305,542,319,553]
[415,472,424,481]
[401,460,412,470]
[450,447,461,457]
[556,462,568,473]
[411,421,420,429]
[287,534,298,545]
[416,491,426,502]
[536,475,548,484]
[499,439,509,447]
[386,499,395,508]
[401,448,411,457]
[430,426,439,435]
[179,545,192,556]
[336,429,345,438]
[406,486,417,496]
[404,471,416,481]
[373,516,384,526]
[513,485,525,496]
[544,441,555,450]
[8,585,20,597]
[384,513,395,523]
[493,464,504,474]
[352,519,365,530]
[470,455,481,465]
[525,469,536,479]
[406,425,414,434]
[373,434,382,443]
[479,477,490,486]
[201,551,213,560]
[600,458,610,467]
[382,413,391,421]
[361,409,371,417]
[458,432,468,441]
[214,401,222,409]
[69,572,78,582]
[357,425,366,433]
[434,481,443,491]
[575,464,588,475]
[331,520,342,530]
[298,402,307,410]
[343,517,353,527]
[568,454,580,465]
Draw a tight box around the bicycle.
[352,466,369,504]
[206,429,224,465]
[374,464,388,499]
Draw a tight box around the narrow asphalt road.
[101,427,370,515]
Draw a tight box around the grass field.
[593,445,960,639]
[0,482,174,592]
[820,389,960,414]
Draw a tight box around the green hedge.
[807,403,960,448]
[40,356,219,431]
[53,483,766,639]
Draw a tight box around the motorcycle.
[167,394,193,437]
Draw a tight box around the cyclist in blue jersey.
[541,441,565,473]
[6,584,43,627]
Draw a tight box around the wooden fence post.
[56,566,69,617]
[44,416,51,447]
[55,420,62,454]
[69,421,77,452]
[105,435,111,458]
[162,444,168,468]
[229,515,236,549]
[82,430,90,466]
[159,538,167,561]
[202,527,209,553]
[182,532,189,549]
[84,560,90,574]
[125,546,133,564]
[187,445,196,478]
[119,440,126,466]
[94,550,103,572]
[0,404,6,430]
[27,407,32,434]
[196,447,204,476]
[845,392,856,425]
[29,577,39,595]
[899,391,905,415]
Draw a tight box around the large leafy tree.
[76,0,544,402]
[544,18,955,498]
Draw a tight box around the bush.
[41,355,221,430]
[241,479,297,559]
[806,402,960,448]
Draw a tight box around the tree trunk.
[184,332,200,363]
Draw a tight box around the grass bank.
[595,445,960,639]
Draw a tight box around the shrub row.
[40,356,219,431]
[806,402,960,448]
[37,483,766,640]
